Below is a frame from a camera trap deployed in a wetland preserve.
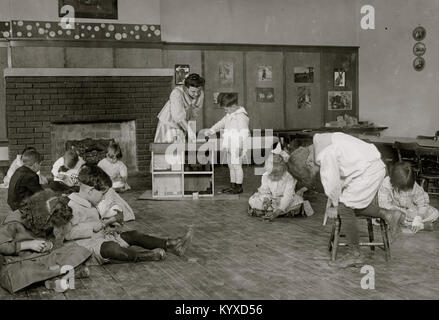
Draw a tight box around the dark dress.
[7,166,43,211]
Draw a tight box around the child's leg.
[119,230,167,250]
[120,229,193,257]
[100,241,165,262]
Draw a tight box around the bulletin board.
[245,51,284,130]
[203,51,245,128]
[285,51,322,129]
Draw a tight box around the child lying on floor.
[0,189,91,293]
[56,164,193,265]
[378,161,439,233]
[248,144,314,221]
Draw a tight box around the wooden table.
[356,135,439,148]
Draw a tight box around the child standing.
[7,149,44,211]
[50,148,85,192]
[0,147,48,188]
[378,161,439,233]
[98,142,131,193]
[61,164,193,265]
[205,93,250,194]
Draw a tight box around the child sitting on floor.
[7,149,44,211]
[248,144,314,221]
[98,142,131,193]
[378,161,439,233]
[0,147,48,188]
[205,93,250,194]
[50,147,85,193]
[58,164,193,265]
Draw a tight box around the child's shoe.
[221,183,235,193]
[227,184,243,194]
[136,248,166,262]
[167,227,194,256]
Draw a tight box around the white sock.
[234,164,243,184]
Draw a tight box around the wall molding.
[4,68,174,77]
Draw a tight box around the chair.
[415,146,439,195]
[328,214,391,262]
[393,141,421,180]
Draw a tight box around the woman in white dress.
[154,73,205,143]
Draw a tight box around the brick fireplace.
[4,68,173,174]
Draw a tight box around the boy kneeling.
[58,164,193,264]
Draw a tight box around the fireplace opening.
[51,120,137,172]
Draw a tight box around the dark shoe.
[226,184,243,194]
[136,248,166,262]
[328,250,365,268]
[221,183,236,193]
[167,227,194,256]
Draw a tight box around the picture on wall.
[297,87,311,109]
[175,64,190,85]
[219,61,234,84]
[328,91,352,110]
[256,88,275,103]
[257,65,272,82]
[334,69,346,87]
[294,67,314,83]
[213,92,238,106]
[59,0,118,19]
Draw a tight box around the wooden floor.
[0,165,438,300]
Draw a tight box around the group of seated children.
[0,150,193,292]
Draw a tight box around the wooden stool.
[328,215,391,262]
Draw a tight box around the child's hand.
[57,173,67,180]
[326,206,338,219]
[262,198,271,210]
[114,209,124,224]
[28,240,48,252]
[93,222,104,233]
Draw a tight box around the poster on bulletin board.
[257,65,272,82]
[219,61,234,84]
[256,88,275,103]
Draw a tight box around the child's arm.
[64,220,103,241]
[279,176,297,212]
[257,175,272,195]
[0,239,48,255]
[118,162,128,183]
[207,117,226,135]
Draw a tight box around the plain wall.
[160,0,359,46]
[359,0,439,137]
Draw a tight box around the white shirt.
[314,132,385,209]
[51,156,86,186]
[97,158,129,189]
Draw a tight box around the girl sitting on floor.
[98,142,131,193]
[248,144,314,221]
[378,161,439,233]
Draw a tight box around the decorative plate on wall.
[413,26,426,41]
[413,57,425,71]
[413,42,426,56]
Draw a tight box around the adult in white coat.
[205,93,250,194]
[288,132,400,268]
[154,74,205,143]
